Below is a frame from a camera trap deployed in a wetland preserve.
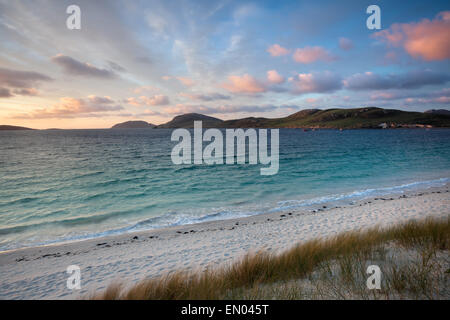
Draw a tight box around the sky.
[0,0,449,129]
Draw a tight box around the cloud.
[0,67,51,98]
[234,3,259,19]
[214,104,280,114]
[374,11,450,61]
[404,94,450,105]
[370,92,399,100]
[0,87,12,98]
[133,86,159,94]
[305,98,319,104]
[162,104,297,115]
[370,88,450,104]
[13,96,123,119]
[161,76,195,87]
[344,70,450,90]
[163,104,212,115]
[267,70,285,84]
[12,88,39,96]
[222,74,266,94]
[87,95,115,104]
[134,110,162,117]
[290,71,342,94]
[51,54,116,78]
[107,61,126,73]
[339,37,353,51]
[267,44,290,57]
[145,11,169,37]
[176,77,195,87]
[383,51,399,65]
[292,46,336,64]
[126,95,170,106]
[179,92,231,101]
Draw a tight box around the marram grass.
[89,216,449,300]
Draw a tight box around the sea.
[1,128,449,251]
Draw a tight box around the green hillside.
[220,107,450,129]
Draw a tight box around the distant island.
[0,125,34,130]
[148,107,450,129]
[157,113,223,128]
[111,120,156,129]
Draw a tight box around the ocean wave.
[103,176,450,235]
[0,196,40,206]
[0,204,158,236]
[273,177,449,211]
[1,177,448,251]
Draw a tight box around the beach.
[0,185,448,300]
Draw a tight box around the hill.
[111,121,156,129]
[425,109,450,116]
[0,125,34,130]
[157,113,223,128]
[269,107,450,129]
[158,107,450,129]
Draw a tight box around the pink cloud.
[305,98,318,103]
[370,92,397,100]
[374,11,450,61]
[383,51,399,64]
[405,96,450,104]
[12,96,122,119]
[267,70,285,84]
[292,46,335,64]
[222,74,266,94]
[434,96,450,103]
[267,44,290,56]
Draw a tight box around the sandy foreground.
[0,186,449,299]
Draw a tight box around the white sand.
[0,187,448,300]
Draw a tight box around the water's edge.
[2,177,448,253]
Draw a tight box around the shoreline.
[0,184,448,299]
[2,177,449,254]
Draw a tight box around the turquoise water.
[0,128,449,251]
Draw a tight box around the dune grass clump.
[90,216,449,300]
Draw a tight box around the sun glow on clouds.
[267,44,290,57]
[292,46,336,64]
[1,1,449,128]
[375,11,450,61]
[267,70,285,84]
[222,74,266,94]
[11,96,122,119]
